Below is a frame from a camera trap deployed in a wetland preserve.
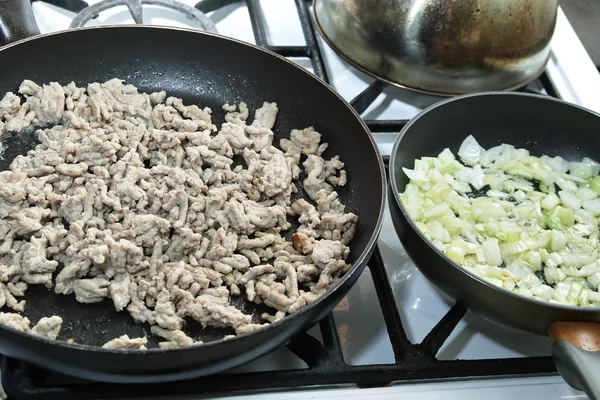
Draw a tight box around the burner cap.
[70,0,218,32]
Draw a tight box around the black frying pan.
[389,93,600,399]
[0,1,386,383]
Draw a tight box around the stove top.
[3,0,600,399]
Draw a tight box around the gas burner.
[69,0,218,32]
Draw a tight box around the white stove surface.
[26,1,600,399]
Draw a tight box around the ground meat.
[311,240,349,269]
[0,312,30,331]
[102,335,148,350]
[21,81,66,126]
[151,325,195,349]
[0,312,62,339]
[291,232,316,255]
[31,316,63,340]
[72,278,110,303]
[0,79,358,348]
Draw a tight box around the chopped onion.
[482,238,502,266]
[480,145,507,166]
[567,262,598,278]
[550,230,567,252]
[513,190,527,202]
[569,162,593,180]
[556,177,578,192]
[591,176,600,194]
[527,251,542,270]
[587,272,600,290]
[583,157,600,176]
[541,193,560,210]
[576,187,598,201]
[423,203,452,220]
[566,281,584,306]
[558,191,582,210]
[445,247,466,263]
[583,199,600,216]
[541,155,570,173]
[402,167,428,183]
[457,135,485,166]
[530,285,554,300]
[401,135,600,307]
[561,254,595,267]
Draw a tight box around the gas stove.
[3,0,599,399]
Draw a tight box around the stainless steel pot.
[314,0,559,95]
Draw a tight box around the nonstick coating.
[0,26,385,382]
[389,92,600,336]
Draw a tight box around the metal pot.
[314,0,559,95]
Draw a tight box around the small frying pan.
[389,93,600,400]
[0,0,386,384]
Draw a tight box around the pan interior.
[391,92,600,311]
[0,26,384,348]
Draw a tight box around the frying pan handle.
[0,0,41,47]
[548,322,600,400]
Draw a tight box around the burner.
[69,0,218,32]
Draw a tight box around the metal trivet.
[69,0,218,32]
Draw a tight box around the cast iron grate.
[6,1,559,399]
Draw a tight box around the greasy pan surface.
[0,26,385,382]
[389,92,600,336]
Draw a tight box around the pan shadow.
[209,2,245,25]
[332,267,395,365]
[435,294,551,360]
[223,342,307,373]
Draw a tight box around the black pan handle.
[549,322,600,400]
[0,0,41,47]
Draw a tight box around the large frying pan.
[0,1,386,384]
[389,93,600,399]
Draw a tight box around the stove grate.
[4,1,559,399]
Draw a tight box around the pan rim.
[390,91,600,316]
[0,25,387,355]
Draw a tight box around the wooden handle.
[548,322,600,352]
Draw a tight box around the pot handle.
[0,0,41,47]
[548,322,600,400]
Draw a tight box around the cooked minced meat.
[31,316,63,340]
[0,312,63,339]
[0,79,357,348]
[102,335,148,350]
